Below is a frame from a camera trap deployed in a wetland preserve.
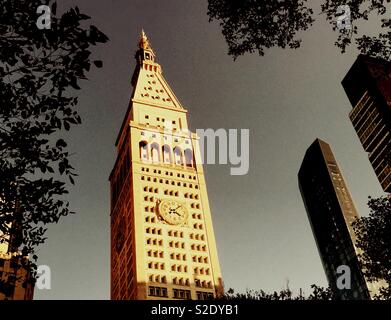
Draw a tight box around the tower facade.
[298,139,372,300]
[0,230,34,300]
[342,54,391,193]
[109,32,223,300]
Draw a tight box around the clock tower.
[110,31,224,300]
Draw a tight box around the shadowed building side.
[342,54,391,193]
[298,139,371,300]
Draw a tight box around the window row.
[132,287,213,300]
[144,188,198,200]
[196,291,214,300]
[144,206,156,213]
[148,286,213,300]
[142,64,159,73]
[142,120,180,129]
[143,186,158,193]
[195,280,213,289]
[185,193,199,199]
[164,189,179,197]
[141,175,199,189]
[148,262,165,270]
[141,131,192,143]
[171,264,188,273]
[193,223,204,230]
[192,255,209,264]
[173,289,191,300]
[190,233,205,241]
[192,213,203,221]
[191,244,207,252]
[145,216,157,223]
[194,267,210,276]
[143,87,165,96]
[170,253,187,261]
[173,277,190,287]
[143,115,176,124]
[168,230,184,238]
[140,142,195,168]
[144,196,155,203]
[147,250,164,259]
[146,238,163,246]
[148,286,168,298]
[148,274,167,284]
[141,167,197,181]
[169,241,185,249]
[146,227,162,235]
[190,203,201,209]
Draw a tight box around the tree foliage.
[221,284,335,300]
[208,0,391,59]
[353,196,391,300]
[207,0,314,58]
[0,0,108,296]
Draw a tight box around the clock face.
[158,199,188,225]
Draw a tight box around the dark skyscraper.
[298,139,371,300]
[342,54,391,193]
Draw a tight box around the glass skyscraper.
[298,139,371,300]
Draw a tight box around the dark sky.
[34,0,384,299]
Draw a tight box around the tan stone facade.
[110,31,223,300]
[0,221,34,300]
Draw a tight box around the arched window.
[162,145,172,164]
[173,147,183,166]
[184,149,194,168]
[139,141,148,162]
[151,143,160,163]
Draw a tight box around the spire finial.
[139,29,150,50]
